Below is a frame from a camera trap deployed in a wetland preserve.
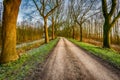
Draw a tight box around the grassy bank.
[69,39,120,68]
[0,38,59,80]
[17,39,44,55]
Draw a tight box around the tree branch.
[46,4,59,17]
[80,10,102,24]
[32,0,44,17]
[109,0,117,17]
[111,11,120,27]
[80,0,95,22]
[102,0,108,17]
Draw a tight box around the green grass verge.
[0,38,59,80]
[69,39,120,68]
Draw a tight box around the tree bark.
[76,21,83,42]
[0,0,21,63]
[52,17,55,40]
[79,24,82,42]
[72,26,75,39]
[103,16,113,48]
[44,17,49,43]
[103,21,111,48]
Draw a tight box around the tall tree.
[51,5,62,40]
[0,0,21,63]
[102,0,120,48]
[33,0,60,43]
[51,15,55,40]
[70,0,96,42]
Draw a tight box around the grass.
[0,38,59,80]
[69,39,120,68]
[17,40,44,55]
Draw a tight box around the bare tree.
[33,0,61,43]
[69,0,96,41]
[102,0,120,48]
[49,4,62,40]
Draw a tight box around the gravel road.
[25,38,120,80]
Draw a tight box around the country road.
[25,38,120,80]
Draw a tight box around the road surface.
[26,38,120,80]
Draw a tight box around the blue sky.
[0,0,101,24]
[18,0,36,22]
[0,0,67,23]
[0,0,37,22]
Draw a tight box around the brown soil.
[24,38,120,80]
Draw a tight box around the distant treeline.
[0,23,43,46]
[58,21,120,45]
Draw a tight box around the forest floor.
[25,38,120,80]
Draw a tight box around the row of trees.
[32,0,62,43]
[57,0,120,48]
[0,0,62,63]
[17,22,43,43]
[59,16,120,45]
[0,0,120,63]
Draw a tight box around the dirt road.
[26,38,120,80]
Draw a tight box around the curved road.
[26,38,120,80]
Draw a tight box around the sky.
[18,1,30,22]
[0,0,68,22]
[18,0,36,22]
[0,0,39,23]
[17,0,68,24]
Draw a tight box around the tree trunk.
[52,17,55,40]
[79,25,82,42]
[72,26,75,39]
[103,20,111,48]
[115,21,119,44]
[0,0,21,63]
[44,17,49,43]
[101,0,120,48]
